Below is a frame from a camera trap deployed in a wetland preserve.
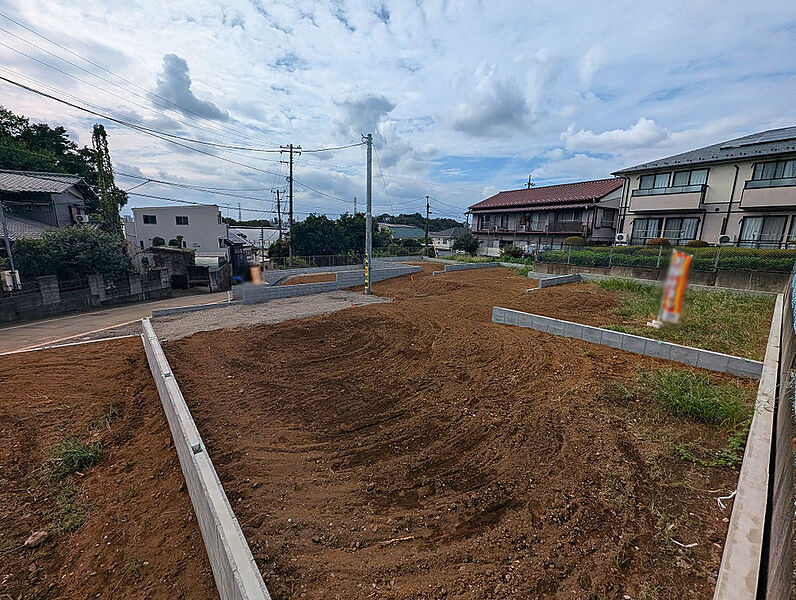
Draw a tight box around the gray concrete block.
[514,311,534,327]
[644,338,672,360]
[562,321,584,339]
[492,307,505,323]
[669,344,700,367]
[620,334,648,354]
[726,356,764,378]
[546,319,565,336]
[600,329,624,349]
[580,325,603,344]
[696,350,731,373]
[531,314,551,332]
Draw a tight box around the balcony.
[629,184,706,212]
[547,221,586,234]
[740,179,796,210]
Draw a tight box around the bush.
[14,226,131,282]
[151,236,165,247]
[452,231,480,255]
[563,236,585,246]
[500,244,524,259]
[684,239,710,248]
[645,237,670,246]
[267,238,289,258]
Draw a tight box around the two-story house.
[467,178,623,255]
[125,204,230,261]
[613,126,796,247]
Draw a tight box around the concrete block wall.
[234,265,420,304]
[141,319,271,600]
[538,274,582,288]
[491,306,762,379]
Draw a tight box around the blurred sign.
[659,250,693,325]
[250,266,262,285]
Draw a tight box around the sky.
[1,0,795,224]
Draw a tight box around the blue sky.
[1,0,795,223]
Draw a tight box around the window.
[528,212,547,230]
[672,169,708,186]
[752,159,796,181]
[662,217,699,244]
[630,217,662,245]
[139,241,144,250]
[176,215,189,225]
[555,209,582,222]
[480,214,491,229]
[142,214,157,224]
[499,214,509,229]
[218,237,226,249]
[639,173,671,189]
[600,208,617,228]
[739,216,786,247]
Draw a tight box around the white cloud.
[561,117,671,152]
[451,63,528,137]
[578,45,606,88]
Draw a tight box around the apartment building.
[613,126,796,247]
[467,178,622,255]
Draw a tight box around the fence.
[534,244,796,273]
[267,254,363,269]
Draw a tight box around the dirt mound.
[166,265,746,599]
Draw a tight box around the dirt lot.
[163,264,752,600]
[283,272,338,285]
[0,338,216,600]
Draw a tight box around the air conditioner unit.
[74,214,90,224]
[717,234,732,245]
[1,270,21,291]
[614,232,629,245]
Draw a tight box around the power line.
[372,145,395,214]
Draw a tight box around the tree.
[152,236,166,247]
[223,217,271,227]
[291,214,346,256]
[91,124,126,237]
[338,212,366,254]
[267,238,289,258]
[14,227,131,282]
[168,235,184,247]
[376,212,462,232]
[452,231,480,255]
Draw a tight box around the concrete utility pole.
[237,203,242,221]
[272,188,283,240]
[353,196,357,214]
[280,144,301,267]
[0,196,17,290]
[424,195,430,256]
[364,134,373,295]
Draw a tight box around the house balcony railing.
[740,178,796,210]
[473,222,587,235]
[629,184,706,212]
[547,221,586,234]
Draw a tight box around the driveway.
[0,292,230,353]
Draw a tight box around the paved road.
[0,292,230,353]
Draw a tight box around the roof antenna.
[526,174,535,189]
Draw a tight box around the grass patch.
[594,278,775,360]
[51,480,88,533]
[91,403,124,430]
[54,436,102,476]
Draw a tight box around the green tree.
[452,231,480,255]
[338,212,365,254]
[267,238,289,258]
[91,124,126,237]
[14,227,131,282]
[152,236,166,247]
[291,214,345,256]
[376,212,463,232]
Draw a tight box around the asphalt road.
[0,292,230,353]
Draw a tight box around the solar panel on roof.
[720,128,796,149]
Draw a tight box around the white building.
[125,204,229,260]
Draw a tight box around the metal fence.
[268,254,364,269]
[533,244,796,273]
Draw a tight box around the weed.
[91,403,124,430]
[639,368,752,429]
[123,485,139,502]
[675,417,752,468]
[54,436,102,476]
[52,480,87,533]
[125,556,145,575]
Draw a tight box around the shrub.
[54,437,102,476]
[267,238,289,258]
[500,244,524,259]
[452,231,480,255]
[645,237,670,246]
[151,236,165,247]
[563,236,586,246]
[684,239,710,248]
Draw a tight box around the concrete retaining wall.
[491,306,762,378]
[537,274,582,288]
[151,300,236,318]
[234,265,421,304]
[433,262,502,275]
[141,319,271,600]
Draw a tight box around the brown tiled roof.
[468,178,622,211]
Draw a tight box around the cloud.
[561,117,670,152]
[578,45,606,88]
[273,52,308,72]
[154,54,230,121]
[451,64,528,137]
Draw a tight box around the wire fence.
[532,244,796,273]
[268,254,364,270]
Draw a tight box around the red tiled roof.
[468,178,623,211]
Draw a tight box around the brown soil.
[283,272,338,285]
[164,264,749,600]
[0,338,216,600]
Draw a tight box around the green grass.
[594,278,775,360]
[640,368,752,428]
[54,436,102,476]
[51,480,88,533]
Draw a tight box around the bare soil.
[163,264,750,600]
[283,272,338,285]
[0,338,216,599]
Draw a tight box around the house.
[228,226,282,255]
[467,178,623,256]
[377,222,426,240]
[613,126,796,247]
[125,204,229,260]
[0,170,96,243]
[430,226,465,251]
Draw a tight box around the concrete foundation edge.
[152,301,236,317]
[490,306,762,379]
[141,319,271,600]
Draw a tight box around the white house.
[125,204,229,260]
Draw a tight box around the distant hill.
[376,212,463,232]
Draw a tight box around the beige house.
[613,127,796,247]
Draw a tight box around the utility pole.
[272,188,283,240]
[237,203,242,221]
[363,134,373,295]
[353,196,357,214]
[0,196,18,290]
[526,174,535,189]
[280,144,301,268]
[424,195,430,256]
